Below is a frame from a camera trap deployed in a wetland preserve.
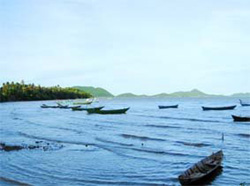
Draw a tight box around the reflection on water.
[0,97,249,185]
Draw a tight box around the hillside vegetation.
[0,81,91,102]
[73,86,114,97]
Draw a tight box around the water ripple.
[120,134,166,142]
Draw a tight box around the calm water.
[0,98,249,185]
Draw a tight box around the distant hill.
[230,93,250,97]
[152,93,170,97]
[162,89,217,97]
[72,86,250,98]
[116,93,148,98]
[117,89,219,98]
[73,86,114,97]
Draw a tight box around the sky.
[0,0,250,95]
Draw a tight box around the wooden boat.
[239,99,250,106]
[232,115,250,122]
[41,104,59,108]
[158,104,178,109]
[73,101,92,105]
[179,150,223,185]
[73,99,93,105]
[57,103,73,109]
[70,106,81,109]
[62,106,81,109]
[202,105,236,111]
[71,106,104,111]
[58,105,69,109]
[41,104,78,109]
[87,107,130,114]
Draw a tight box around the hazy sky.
[0,0,250,95]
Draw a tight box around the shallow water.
[0,97,249,185]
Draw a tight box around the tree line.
[0,81,92,102]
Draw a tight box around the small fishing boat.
[178,150,223,185]
[87,107,130,114]
[71,106,81,109]
[41,104,78,109]
[239,99,250,106]
[58,105,69,109]
[202,105,236,111]
[158,104,178,109]
[71,106,104,111]
[73,99,93,105]
[56,102,81,109]
[73,101,92,105]
[62,106,81,109]
[232,115,250,122]
[41,104,59,108]
[56,103,71,109]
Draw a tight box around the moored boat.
[73,99,93,105]
[202,105,236,111]
[87,107,130,114]
[232,115,250,122]
[158,104,178,109]
[58,105,69,109]
[63,106,81,109]
[41,104,59,108]
[239,99,250,106]
[54,102,69,108]
[178,150,223,185]
[71,106,104,111]
[41,104,79,109]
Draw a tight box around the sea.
[0,97,249,186]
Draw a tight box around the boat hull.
[72,106,104,111]
[158,105,178,109]
[240,103,250,106]
[41,104,59,108]
[202,105,236,111]
[179,150,223,185]
[239,99,250,106]
[87,107,130,114]
[232,115,250,122]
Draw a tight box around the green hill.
[116,93,148,98]
[230,93,250,97]
[117,89,222,98]
[72,86,250,98]
[152,93,170,97]
[153,89,225,97]
[73,86,114,97]
[168,89,211,97]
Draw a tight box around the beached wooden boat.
[232,115,250,122]
[71,106,104,111]
[158,104,178,109]
[179,150,223,185]
[202,105,236,111]
[239,99,250,106]
[87,107,130,114]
